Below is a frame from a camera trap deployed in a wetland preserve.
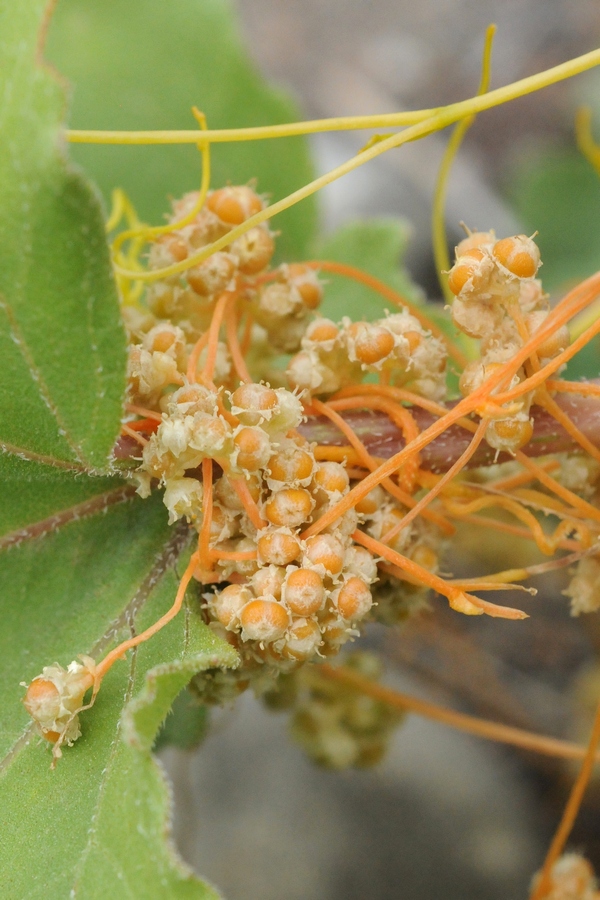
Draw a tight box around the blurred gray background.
[159,3,600,898]
[236,0,600,292]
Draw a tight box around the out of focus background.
[234,0,600,295]
[48,0,600,896]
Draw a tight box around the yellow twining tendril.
[567,105,600,339]
[432,23,496,303]
[68,44,600,286]
[106,108,211,304]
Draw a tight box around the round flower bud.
[187,252,237,296]
[355,485,387,517]
[319,612,351,650]
[347,322,395,366]
[314,461,349,495]
[284,567,325,615]
[207,186,263,225]
[455,231,495,256]
[268,447,315,485]
[303,318,339,346]
[209,584,252,629]
[344,545,378,583]
[485,415,533,454]
[334,577,373,621]
[230,226,275,275]
[233,426,272,471]
[150,233,188,267]
[240,599,289,643]
[492,234,540,278]
[168,384,217,416]
[143,323,186,360]
[447,248,488,295]
[230,383,279,425]
[283,618,322,660]
[525,310,570,359]
[257,528,302,566]
[251,565,286,600]
[410,543,439,572]
[304,534,346,575]
[285,263,323,310]
[265,488,314,528]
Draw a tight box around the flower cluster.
[288,311,447,401]
[263,652,403,769]
[448,230,568,454]
[22,658,95,755]
[24,181,600,766]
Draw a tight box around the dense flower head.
[114,190,600,684]
[25,181,600,753]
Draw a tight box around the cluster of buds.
[124,186,324,405]
[287,311,447,401]
[27,171,600,771]
[530,853,600,900]
[137,377,378,675]
[146,185,273,331]
[263,652,403,769]
[448,231,569,454]
[563,556,600,616]
[354,485,442,623]
[250,263,323,353]
[21,658,95,757]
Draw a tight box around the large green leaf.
[0,491,238,898]
[46,0,318,261]
[0,1,126,472]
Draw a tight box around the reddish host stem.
[298,390,600,473]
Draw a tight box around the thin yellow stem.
[67,47,600,149]
[67,110,438,145]
[110,47,600,284]
[432,23,496,301]
[112,108,211,260]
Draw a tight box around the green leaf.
[154,688,209,752]
[314,218,423,322]
[0,459,128,547]
[46,0,318,261]
[0,492,237,898]
[0,1,127,472]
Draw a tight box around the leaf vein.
[0,439,92,473]
[0,484,136,551]
[1,298,87,464]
